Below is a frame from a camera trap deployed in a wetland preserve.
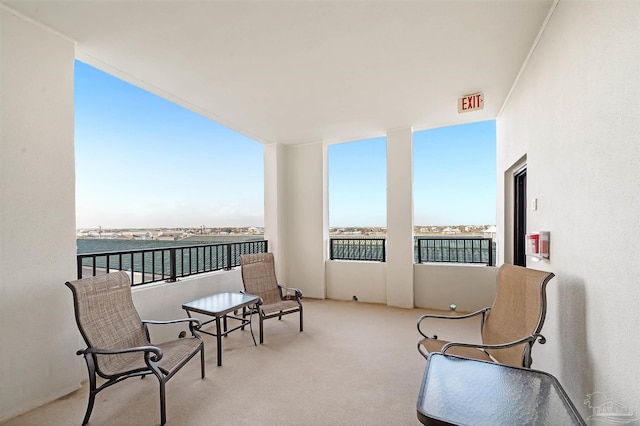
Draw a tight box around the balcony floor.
[2,299,481,426]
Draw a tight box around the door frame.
[513,165,527,266]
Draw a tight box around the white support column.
[386,128,414,308]
[284,143,327,299]
[264,142,327,299]
[263,143,288,281]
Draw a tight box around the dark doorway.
[514,168,527,266]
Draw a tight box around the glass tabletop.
[417,353,586,426]
[182,292,259,316]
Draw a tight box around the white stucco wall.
[0,9,80,421]
[414,264,497,312]
[497,0,640,418]
[326,261,497,311]
[326,260,387,304]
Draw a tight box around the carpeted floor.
[2,299,480,426]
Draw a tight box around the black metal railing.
[329,238,386,262]
[416,237,494,266]
[77,240,268,286]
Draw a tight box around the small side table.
[182,292,259,366]
[417,353,586,425]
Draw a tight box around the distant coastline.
[77,224,496,242]
[76,226,264,241]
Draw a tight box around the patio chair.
[417,264,555,368]
[240,252,303,344]
[65,271,205,426]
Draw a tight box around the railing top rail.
[415,236,492,240]
[329,237,386,240]
[77,239,268,257]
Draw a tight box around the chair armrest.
[78,345,164,362]
[142,318,202,328]
[441,333,546,356]
[417,307,491,339]
[142,318,202,340]
[279,285,302,300]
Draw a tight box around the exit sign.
[458,92,484,113]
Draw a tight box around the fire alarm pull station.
[526,232,550,260]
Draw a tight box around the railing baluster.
[161,250,166,279]
[77,256,83,279]
[151,250,156,282]
[179,248,185,277]
[225,244,232,270]
[141,251,146,283]
[169,248,177,282]
[488,238,494,266]
[131,253,136,285]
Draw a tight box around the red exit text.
[458,92,484,113]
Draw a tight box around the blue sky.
[328,121,496,227]
[75,60,495,229]
[75,61,264,229]
[413,120,496,226]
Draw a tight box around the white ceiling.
[3,0,554,145]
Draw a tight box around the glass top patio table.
[182,292,260,366]
[417,353,586,426]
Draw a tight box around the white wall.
[0,9,80,421]
[414,265,497,312]
[497,0,640,418]
[326,261,387,304]
[284,143,327,299]
[326,261,497,311]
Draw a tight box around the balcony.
[1,298,481,425]
[2,1,637,424]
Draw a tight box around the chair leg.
[81,354,97,425]
[200,344,205,379]
[147,363,168,426]
[159,379,167,426]
[299,308,303,332]
[259,314,264,344]
[82,389,97,426]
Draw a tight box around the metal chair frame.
[417,264,554,368]
[240,253,303,344]
[66,272,205,425]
